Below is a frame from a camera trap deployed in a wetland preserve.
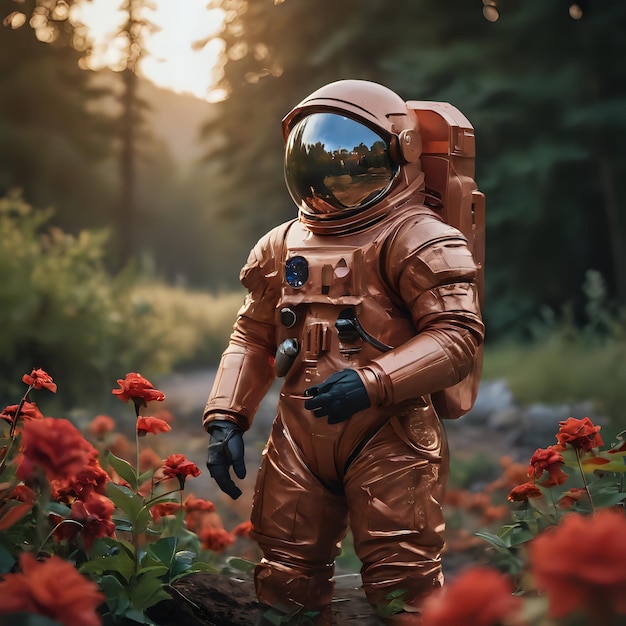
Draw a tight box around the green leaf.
[144,493,179,509]
[100,574,131,617]
[128,566,171,610]
[106,482,143,524]
[80,549,136,583]
[90,536,135,559]
[170,550,196,579]
[475,530,511,552]
[138,469,155,484]
[146,536,177,567]
[171,561,217,581]
[44,501,72,518]
[224,556,256,573]
[1,614,62,626]
[106,451,138,491]
[0,543,16,574]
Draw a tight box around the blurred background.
[1,0,625,468]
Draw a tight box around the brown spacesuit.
[203,80,485,625]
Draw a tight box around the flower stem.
[134,402,141,488]
[575,448,595,513]
[38,519,83,556]
[0,386,33,473]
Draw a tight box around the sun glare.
[71,0,226,102]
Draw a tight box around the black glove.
[206,420,246,499]
[304,369,371,424]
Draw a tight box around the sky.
[71,0,226,102]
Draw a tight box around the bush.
[0,194,242,412]
[483,271,626,420]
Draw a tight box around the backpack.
[409,101,486,418]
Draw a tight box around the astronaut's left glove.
[304,369,371,424]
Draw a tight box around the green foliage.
[483,271,626,420]
[0,194,241,411]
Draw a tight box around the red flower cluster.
[421,566,523,626]
[112,372,165,407]
[0,553,104,626]
[507,416,605,504]
[530,510,626,619]
[555,416,603,452]
[22,368,57,393]
[18,418,99,484]
[527,446,568,487]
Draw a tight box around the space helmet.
[282,80,425,234]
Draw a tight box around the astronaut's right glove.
[206,420,246,500]
[304,369,371,424]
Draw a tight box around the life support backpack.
[411,102,485,418]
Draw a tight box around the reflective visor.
[284,113,399,214]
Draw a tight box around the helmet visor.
[285,113,398,214]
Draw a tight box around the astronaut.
[203,80,485,625]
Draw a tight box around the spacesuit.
[203,80,485,625]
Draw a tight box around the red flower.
[162,454,201,480]
[0,401,45,424]
[199,527,235,553]
[421,566,523,626]
[53,459,110,502]
[184,494,216,513]
[137,416,172,436]
[232,520,253,538]
[507,481,543,502]
[557,487,588,510]
[18,418,98,484]
[140,447,163,471]
[22,368,57,393]
[54,492,116,551]
[152,409,175,423]
[556,416,603,452]
[0,485,37,531]
[530,510,626,619]
[0,553,104,626]
[183,495,219,533]
[112,372,165,407]
[151,502,181,523]
[527,446,568,487]
[86,414,116,438]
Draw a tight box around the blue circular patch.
[285,256,309,288]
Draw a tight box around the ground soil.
[149,572,385,625]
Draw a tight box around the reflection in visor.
[285,113,398,214]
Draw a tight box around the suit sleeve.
[358,215,485,407]
[202,223,289,432]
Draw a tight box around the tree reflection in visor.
[285,113,399,214]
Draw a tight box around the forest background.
[1,0,626,430]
